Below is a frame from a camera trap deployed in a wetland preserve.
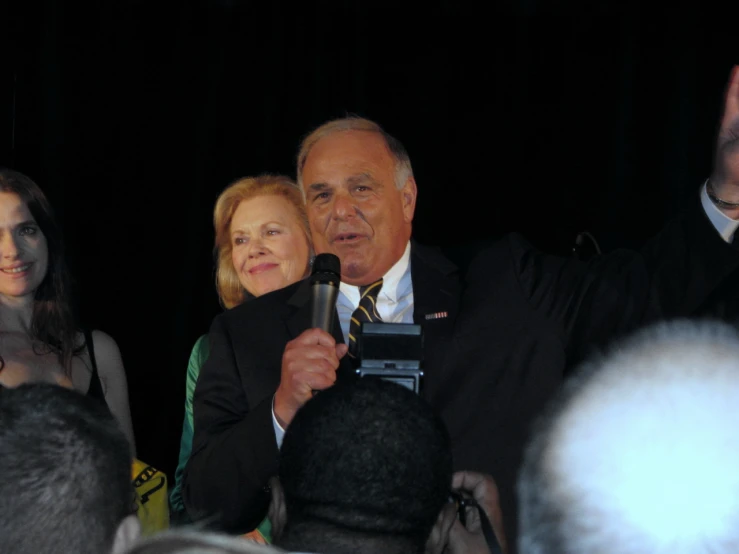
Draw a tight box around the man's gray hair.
[518,319,739,554]
[296,116,414,192]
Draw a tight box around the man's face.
[301,130,416,286]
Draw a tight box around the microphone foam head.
[312,253,341,277]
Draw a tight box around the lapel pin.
[425,311,448,320]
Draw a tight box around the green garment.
[169,334,208,517]
[169,334,272,542]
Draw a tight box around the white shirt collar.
[701,179,739,243]
[339,241,412,305]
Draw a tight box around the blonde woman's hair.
[213,174,311,308]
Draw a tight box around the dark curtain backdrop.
[3,0,738,480]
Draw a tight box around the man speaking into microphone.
[184,67,739,544]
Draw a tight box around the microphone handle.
[311,282,338,332]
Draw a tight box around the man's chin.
[330,245,364,265]
[316,245,378,284]
[340,260,386,287]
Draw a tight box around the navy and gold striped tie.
[348,278,384,359]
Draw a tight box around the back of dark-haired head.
[518,319,739,554]
[276,377,453,554]
[0,168,79,373]
[0,383,133,554]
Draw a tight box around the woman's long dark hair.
[0,168,81,374]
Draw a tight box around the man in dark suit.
[183,67,739,544]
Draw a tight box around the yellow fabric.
[132,458,170,535]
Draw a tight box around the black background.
[4,0,738,481]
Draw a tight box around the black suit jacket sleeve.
[182,313,277,532]
[509,196,739,365]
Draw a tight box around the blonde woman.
[169,175,312,535]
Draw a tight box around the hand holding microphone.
[274,254,348,428]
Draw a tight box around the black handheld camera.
[354,322,424,393]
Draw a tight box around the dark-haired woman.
[0,167,135,452]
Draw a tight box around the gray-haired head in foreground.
[296,116,414,192]
[518,319,739,554]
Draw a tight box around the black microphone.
[310,253,341,332]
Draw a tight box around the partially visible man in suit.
[518,319,739,554]
[183,67,739,543]
[0,383,140,554]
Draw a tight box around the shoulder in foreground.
[125,528,287,554]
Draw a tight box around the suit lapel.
[284,279,312,339]
[284,279,354,382]
[410,242,461,390]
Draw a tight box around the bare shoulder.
[85,329,127,385]
[88,329,123,359]
[86,329,136,452]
